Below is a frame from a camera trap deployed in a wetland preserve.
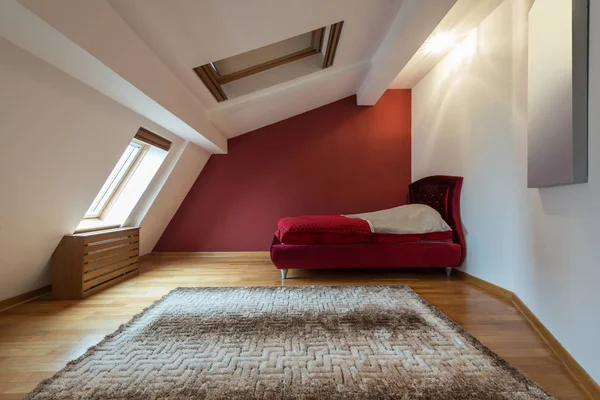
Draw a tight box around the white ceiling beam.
[390,0,503,89]
[357,0,457,106]
[12,0,227,154]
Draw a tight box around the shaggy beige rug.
[26,286,553,399]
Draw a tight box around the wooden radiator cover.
[52,227,140,299]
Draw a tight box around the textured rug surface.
[26,286,554,399]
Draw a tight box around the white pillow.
[345,204,451,234]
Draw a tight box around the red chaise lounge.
[270,175,465,279]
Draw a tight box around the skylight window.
[85,140,146,219]
[194,21,344,102]
[77,128,171,232]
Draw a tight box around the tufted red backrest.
[409,176,465,265]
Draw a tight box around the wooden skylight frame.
[194,21,344,102]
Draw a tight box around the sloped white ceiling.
[108,0,401,110]
[18,0,459,143]
[10,0,227,153]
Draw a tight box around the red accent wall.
[155,90,411,251]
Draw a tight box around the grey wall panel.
[527,0,588,188]
[571,0,589,184]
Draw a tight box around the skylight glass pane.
[85,142,142,218]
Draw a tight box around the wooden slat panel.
[83,257,139,282]
[84,232,138,245]
[84,243,139,263]
[50,227,140,300]
[83,263,139,290]
[83,269,139,297]
[81,228,139,245]
[84,250,138,272]
[84,236,139,254]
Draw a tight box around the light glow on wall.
[423,32,456,54]
[445,31,477,69]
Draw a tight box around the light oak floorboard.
[0,255,588,400]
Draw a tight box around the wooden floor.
[0,254,588,400]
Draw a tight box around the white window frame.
[84,139,149,219]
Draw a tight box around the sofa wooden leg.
[445,267,452,277]
[280,269,288,280]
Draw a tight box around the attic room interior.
[0,0,598,398]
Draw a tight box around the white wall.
[412,0,599,384]
[0,38,208,300]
